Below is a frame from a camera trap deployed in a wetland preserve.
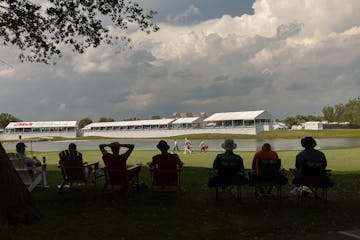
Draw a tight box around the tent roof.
[172,117,202,124]
[204,110,274,121]
[83,119,175,129]
[6,121,77,129]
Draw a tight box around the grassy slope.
[2,148,360,240]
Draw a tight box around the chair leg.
[237,186,242,200]
[215,187,219,200]
[322,188,328,201]
[58,182,66,193]
[277,186,282,200]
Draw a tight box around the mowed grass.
[2,148,360,240]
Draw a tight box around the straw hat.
[221,139,237,150]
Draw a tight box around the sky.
[0,0,359,122]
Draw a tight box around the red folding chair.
[149,164,183,193]
[102,164,141,199]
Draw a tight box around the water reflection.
[3,138,360,152]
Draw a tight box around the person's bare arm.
[121,144,135,159]
[99,144,109,155]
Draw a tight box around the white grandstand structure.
[2,110,275,139]
[82,110,275,138]
[4,121,78,140]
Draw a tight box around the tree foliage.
[151,115,161,119]
[0,0,159,63]
[122,117,140,121]
[0,0,158,226]
[282,114,323,127]
[78,117,92,128]
[322,97,360,124]
[99,117,115,122]
[0,112,22,129]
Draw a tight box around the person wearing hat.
[293,136,333,188]
[16,142,41,167]
[149,140,184,187]
[295,137,327,176]
[149,140,183,169]
[209,139,248,187]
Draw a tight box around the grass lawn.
[2,148,360,240]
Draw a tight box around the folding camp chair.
[8,153,47,192]
[58,150,100,193]
[250,158,288,199]
[292,159,334,200]
[102,164,142,199]
[208,167,249,200]
[149,163,183,194]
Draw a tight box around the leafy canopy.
[0,112,22,129]
[78,117,93,128]
[0,0,159,63]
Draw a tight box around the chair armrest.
[289,168,297,176]
[279,168,287,175]
[325,169,332,176]
[127,163,142,171]
[208,169,218,177]
[246,169,256,176]
[84,161,99,170]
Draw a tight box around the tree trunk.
[0,143,40,225]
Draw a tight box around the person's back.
[100,142,134,171]
[150,140,183,186]
[210,139,247,187]
[102,153,127,170]
[296,149,326,175]
[295,137,327,177]
[152,153,182,169]
[293,137,333,188]
[252,143,280,176]
[214,152,244,175]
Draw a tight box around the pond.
[3,138,360,152]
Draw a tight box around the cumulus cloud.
[1,0,360,121]
[166,4,201,24]
[58,104,66,111]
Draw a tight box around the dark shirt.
[59,150,83,166]
[213,151,244,173]
[150,153,183,169]
[295,149,327,174]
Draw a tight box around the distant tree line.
[322,97,360,125]
[282,97,360,127]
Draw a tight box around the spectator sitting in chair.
[16,142,41,167]
[99,142,141,182]
[149,140,183,169]
[209,139,248,187]
[251,143,287,196]
[59,143,83,165]
[293,136,333,188]
[59,143,96,179]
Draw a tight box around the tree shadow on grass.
[3,167,360,240]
